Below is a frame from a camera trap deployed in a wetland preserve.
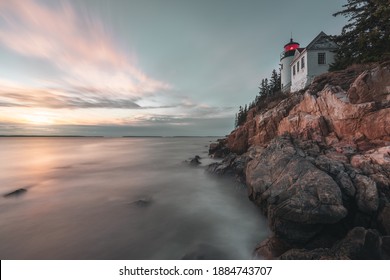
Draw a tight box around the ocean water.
[0,137,269,259]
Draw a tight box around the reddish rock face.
[227,63,390,154]
[222,62,390,257]
[227,127,248,155]
[348,62,390,104]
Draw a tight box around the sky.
[0,0,347,136]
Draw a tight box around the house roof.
[290,31,337,64]
[306,31,338,50]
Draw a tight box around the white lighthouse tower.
[280,38,300,92]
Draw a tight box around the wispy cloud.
[0,0,235,134]
[0,84,141,109]
[0,0,171,102]
[121,105,235,126]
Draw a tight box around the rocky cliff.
[208,62,390,259]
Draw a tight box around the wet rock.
[131,197,153,207]
[3,188,27,198]
[279,248,335,260]
[270,218,324,245]
[246,136,347,244]
[254,236,291,259]
[280,227,383,260]
[382,236,390,256]
[336,171,356,198]
[184,155,202,166]
[206,153,250,183]
[209,139,230,158]
[332,227,382,259]
[370,173,390,190]
[190,155,201,165]
[378,204,390,235]
[315,155,345,176]
[209,143,219,154]
[354,175,379,213]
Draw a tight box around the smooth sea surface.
[0,137,269,259]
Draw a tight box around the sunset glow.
[22,113,55,125]
[0,0,346,136]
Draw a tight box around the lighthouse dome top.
[283,38,300,52]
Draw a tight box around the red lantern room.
[281,38,300,59]
[284,39,300,52]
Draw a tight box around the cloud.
[0,0,171,100]
[121,104,235,126]
[0,80,203,110]
[0,83,141,109]
[0,0,235,132]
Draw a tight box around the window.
[318,53,326,64]
[293,65,296,75]
[297,61,300,72]
[301,56,305,68]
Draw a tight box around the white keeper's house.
[280,31,338,92]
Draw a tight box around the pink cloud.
[0,0,171,97]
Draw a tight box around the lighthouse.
[280,38,300,92]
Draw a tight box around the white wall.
[281,55,293,92]
[307,50,335,77]
[291,53,308,92]
[290,50,336,92]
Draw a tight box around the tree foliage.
[331,0,390,70]
[235,105,247,127]
[234,69,282,128]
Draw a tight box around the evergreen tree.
[259,78,270,96]
[264,78,270,96]
[269,69,281,93]
[237,106,244,126]
[331,0,390,70]
[258,79,265,97]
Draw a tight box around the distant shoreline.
[0,135,104,138]
[0,135,223,138]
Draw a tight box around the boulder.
[382,236,390,256]
[354,175,379,213]
[279,227,383,260]
[3,188,27,198]
[332,227,382,259]
[246,136,347,244]
[206,153,250,183]
[131,196,153,207]
[254,236,291,259]
[209,140,230,158]
[190,155,201,165]
[347,63,390,104]
[378,204,390,235]
[336,171,356,198]
[208,143,219,154]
